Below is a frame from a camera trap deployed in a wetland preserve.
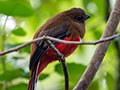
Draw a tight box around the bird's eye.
[76,16,84,21]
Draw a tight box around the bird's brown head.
[61,8,90,38]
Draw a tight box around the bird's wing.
[29,22,70,70]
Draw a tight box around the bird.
[27,7,90,90]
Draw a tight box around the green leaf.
[21,72,30,79]
[0,83,4,90]
[12,56,24,61]
[12,28,26,36]
[21,72,49,81]
[55,64,64,75]
[0,69,24,82]
[88,80,99,90]
[39,74,49,80]
[6,83,27,90]
[55,63,86,89]
[114,36,120,41]
[6,44,30,53]
[12,56,23,60]
[6,44,20,49]
[0,1,34,17]
[93,30,102,40]
[91,0,106,15]
[20,45,30,53]
[106,73,115,90]
[55,63,86,75]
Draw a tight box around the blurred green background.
[0,0,120,90]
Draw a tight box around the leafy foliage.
[0,1,34,17]
[0,0,119,90]
[39,74,49,80]
[6,83,27,90]
[0,69,24,82]
[12,27,26,36]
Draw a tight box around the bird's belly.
[43,37,80,60]
[37,37,80,75]
[55,37,80,57]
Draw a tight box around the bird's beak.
[80,14,90,22]
[85,14,90,20]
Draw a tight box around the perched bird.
[27,8,90,90]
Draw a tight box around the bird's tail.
[27,62,40,90]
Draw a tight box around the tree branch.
[0,34,120,56]
[73,0,120,90]
[45,40,69,90]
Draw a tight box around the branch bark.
[0,34,120,56]
[45,40,69,90]
[73,0,120,90]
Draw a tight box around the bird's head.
[66,8,90,22]
[61,8,90,38]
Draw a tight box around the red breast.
[36,36,80,78]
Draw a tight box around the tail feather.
[27,62,40,90]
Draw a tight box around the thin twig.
[45,33,120,45]
[45,40,69,90]
[0,36,45,56]
[0,34,120,56]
